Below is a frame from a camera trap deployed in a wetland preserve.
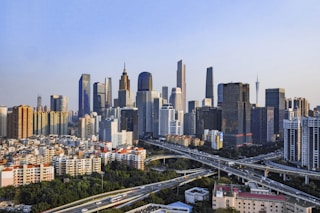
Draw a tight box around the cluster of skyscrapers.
[1,59,320,170]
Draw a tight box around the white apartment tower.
[159,104,175,137]
[283,117,302,162]
[0,106,7,137]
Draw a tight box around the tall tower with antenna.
[256,75,260,106]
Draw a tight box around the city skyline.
[1,1,320,110]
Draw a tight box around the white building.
[0,106,8,137]
[301,117,320,170]
[185,187,209,204]
[159,104,175,137]
[52,155,101,177]
[204,129,223,150]
[283,117,302,162]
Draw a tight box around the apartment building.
[0,164,54,187]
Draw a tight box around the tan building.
[7,105,33,139]
[0,164,54,187]
[212,184,314,213]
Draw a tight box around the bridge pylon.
[264,168,269,177]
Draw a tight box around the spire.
[123,62,126,74]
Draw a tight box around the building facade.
[0,106,7,137]
[266,88,286,141]
[177,60,186,113]
[205,66,214,107]
[93,82,106,117]
[7,105,33,139]
[50,95,68,112]
[118,65,133,108]
[79,74,91,118]
[221,83,252,147]
[0,164,54,187]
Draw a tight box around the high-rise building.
[33,111,49,136]
[177,60,186,113]
[301,117,320,170]
[7,105,33,139]
[251,106,275,144]
[265,88,286,141]
[285,97,309,118]
[221,83,252,147]
[120,107,138,144]
[78,114,96,140]
[50,95,68,112]
[196,106,221,139]
[184,112,196,136]
[118,64,133,108]
[188,100,199,113]
[169,87,183,112]
[283,117,302,163]
[153,97,163,138]
[217,83,223,108]
[136,72,160,138]
[48,111,68,135]
[105,77,112,108]
[256,75,260,106]
[0,106,7,137]
[205,67,214,107]
[162,86,169,103]
[37,95,43,111]
[93,82,106,116]
[79,74,91,118]
[159,104,176,137]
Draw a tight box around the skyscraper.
[196,106,221,139]
[120,107,138,144]
[0,106,7,137]
[256,75,260,106]
[169,87,183,112]
[159,104,175,137]
[217,83,223,108]
[79,74,91,118]
[51,95,68,112]
[138,72,152,91]
[188,100,199,113]
[7,105,33,139]
[105,77,112,108]
[136,72,161,138]
[118,64,133,108]
[251,106,275,144]
[265,88,286,141]
[162,86,168,103]
[177,60,186,113]
[37,95,43,111]
[93,82,106,116]
[205,67,214,107]
[221,83,252,147]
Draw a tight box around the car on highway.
[95,201,102,205]
[81,208,88,212]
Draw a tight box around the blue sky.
[1,0,320,110]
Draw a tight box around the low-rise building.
[0,164,54,187]
[185,187,209,204]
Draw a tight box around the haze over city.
[1,0,320,110]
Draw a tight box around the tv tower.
[256,75,260,106]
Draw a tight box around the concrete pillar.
[304,175,310,184]
[283,173,286,181]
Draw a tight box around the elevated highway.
[141,139,320,207]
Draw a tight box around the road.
[142,139,320,207]
[47,169,215,213]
